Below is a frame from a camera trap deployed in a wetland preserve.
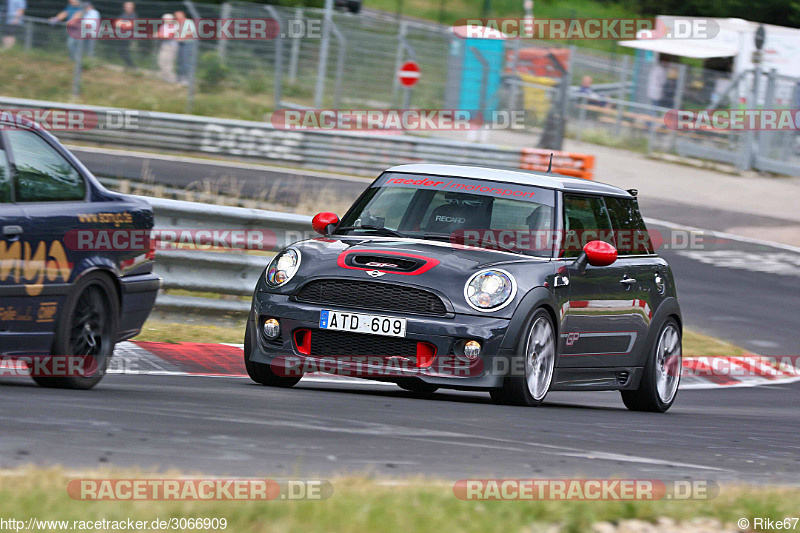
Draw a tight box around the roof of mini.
[385,164,632,197]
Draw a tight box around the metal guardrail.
[146,196,311,314]
[0,96,594,178]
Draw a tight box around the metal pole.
[392,21,407,105]
[288,8,302,84]
[184,0,201,114]
[218,2,231,63]
[264,5,283,110]
[24,19,32,50]
[72,37,84,98]
[314,0,334,108]
[330,21,346,110]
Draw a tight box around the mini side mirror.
[312,212,339,235]
[574,240,617,272]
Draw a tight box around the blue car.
[0,118,160,389]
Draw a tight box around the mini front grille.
[295,279,448,316]
[616,371,630,385]
[308,329,420,359]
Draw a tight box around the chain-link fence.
[4,0,800,174]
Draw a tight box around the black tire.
[490,309,556,407]
[243,320,301,387]
[621,318,682,413]
[32,272,118,390]
[397,379,438,395]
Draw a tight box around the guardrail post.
[264,5,284,110]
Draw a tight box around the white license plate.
[319,310,407,338]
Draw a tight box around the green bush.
[197,51,228,93]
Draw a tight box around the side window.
[562,194,613,258]
[0,145,11,203]
[5,130,85,202]
[605,196,654,255]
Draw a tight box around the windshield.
[335,172,557,257]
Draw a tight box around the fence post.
[183,0,201,114]
[218,2,231,63]
[72,37,84,98]
[329,21,346,110]
[392,21,407,105]
[288,7,302,84]
[264,5,284,110]
[23,19,32,50]
[314,0,334,108]
[614,54,629,137]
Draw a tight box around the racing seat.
[425,202,472,234]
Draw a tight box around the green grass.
[0,48,294,121]
[1,468,799,533]
[135,319,749,357]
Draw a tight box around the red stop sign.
[398,61,420,87]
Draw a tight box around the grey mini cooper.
[245,164,682,412]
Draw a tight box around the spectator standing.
[49,0,83,61]
[647,56,667,110]
[3,0,26,49]
[80,1,99,57]
[156,13,178,83]
[174,10,196,84]
[115,1,137,70]
[578,75,605,107]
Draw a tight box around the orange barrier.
[519,148,595,180]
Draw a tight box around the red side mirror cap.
[584,240,617,267]
[312,212,339,235]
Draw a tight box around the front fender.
[499,285,561,352]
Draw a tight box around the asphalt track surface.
[2,373,799,483]
[2,149,799,482]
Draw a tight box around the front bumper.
[248,291,516,389]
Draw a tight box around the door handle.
[620,276,637,285]
[2,225,23,237]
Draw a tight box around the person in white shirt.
[80,1,100,57]
[156,13,178,83]
[647,56,667,109]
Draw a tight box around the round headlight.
[265,248,301,287]
[464,269,517,311]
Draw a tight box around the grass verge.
[0,468,798,533]
[136,319,749,357]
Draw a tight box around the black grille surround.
[295,279,449,316]
[308,329,420,360]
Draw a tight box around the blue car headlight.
[464,269,517,311]
[265,248,301,287]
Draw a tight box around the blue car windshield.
[335,173,557,257]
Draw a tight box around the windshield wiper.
[336,225,407,238]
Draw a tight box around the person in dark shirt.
[115,1,137,69]
[49,0,83,61]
